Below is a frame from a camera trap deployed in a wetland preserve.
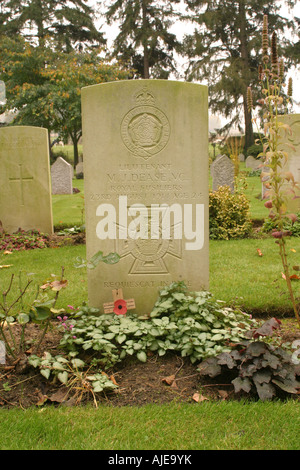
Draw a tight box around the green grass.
[1,153,300,451]
[52,144,83,165]
[209,237,300,315]
[1,237,299,316]
[0,245,87,313]
[0,401,298,450]
[52,179,85,228]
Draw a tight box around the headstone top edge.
[81,79,208,95]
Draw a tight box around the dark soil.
[1,319,300,409]
[46,231,86,247]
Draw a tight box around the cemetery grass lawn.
[2,237,300,316]
[52,179,85,229]
[0,400,298,450]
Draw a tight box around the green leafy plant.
[262,211,300,237]
[28,352,117,406]
[0,269,67,360]
[209,185,252,240]
[57,225,85,236]
[74,250,120,269]
[60,282,257,367]
[0,229,49,251]
[248,15,300,326]
[198,318,300,401]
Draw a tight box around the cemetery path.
[0,320,299,409]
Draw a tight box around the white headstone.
[81,80,209,314]
[51,157,73,194]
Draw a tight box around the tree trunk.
[142,0,150,79]
[243,92,254,149]
[36,0,45,48]
[71,134,80,169]
[239,0,254,149]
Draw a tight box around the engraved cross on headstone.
[9,164,34,206]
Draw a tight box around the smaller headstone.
[0,126,53,234]
[51,157,73,194]
[75,161,84,178]
[211,154,234,192]
[239,153,245,162]
[245,155,261,170]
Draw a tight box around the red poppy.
[113,299,127,315]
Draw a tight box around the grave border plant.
[197,318,300,401]
[247,14,300,327]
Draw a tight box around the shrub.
[209,186,252,240]
[198,318,300,400]
[246,142,264,158]
[262,212,300,237]
[0,229,49,251]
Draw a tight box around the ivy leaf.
[272,378,300,394]
[57,371,69,384]
[116,334,126,344]
[255,382,276,401]
[252,318,281,338]
[232,376,252,393]
[253,370,272,385]
[40,368,51,380]
[246,342,268,357]
[198,357,221,378]
[137,351,147,363]
[217,352,236,369]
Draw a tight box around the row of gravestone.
[51,151,261,197]
[0,80,299,315]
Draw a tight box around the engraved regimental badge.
[121,87,170,160]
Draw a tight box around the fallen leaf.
[161,374,176,386]
[282,272,287,280]
[0,265,13,269]
[49,387,70,403]
[170,380,179,389]
[110,375,118,386]
[290,274,300,280]
[257,249,263,257]
[218,390,229,400]
[36,391,49,407]
[192,392,209,403]
[50,280,68,291]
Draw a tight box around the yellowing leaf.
[192,393,209,403]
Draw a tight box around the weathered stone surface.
[211,154,234,192]
[245,155,262,170]
[279,114,300,213]
[81,80,209,314]
[0,126,53,234]
[75,161,84,177]
[51,156,73,194]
